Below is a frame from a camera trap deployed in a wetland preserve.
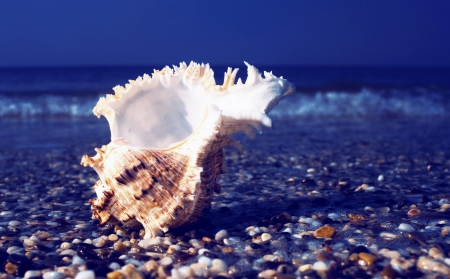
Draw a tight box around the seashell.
[81,62,295,238]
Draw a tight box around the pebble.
[258,269,277,279]
[122,264,144,279]
[215,229,228,242]
[417,256,450,275]
[160,256,173,266]
[429,247,444,260]
[198,256,212,267]
[60,242,71,250]
[380,265,400,279]
[0,211,14,217]
[109,234,119,241]
[261,233,272,242]
[7,246,23,254]
[312,261,328,271]
[178,266,195,278]
[24,270,42,279]
[398,223,415,232]
[211,259,228,273]
[106,270,124,279]
[75,270,95,279]
[378,248,401,260]
[358,252,377,266]
[43,271,65,279]
[8,220,21,226]
[314,225,335,238]
[114,241,126,252]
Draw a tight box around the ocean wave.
[0,88,449,119]
[272,88,450,118]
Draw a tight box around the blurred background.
[0,0,449,120]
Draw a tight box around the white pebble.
[0,211,13,217]
[198,256,212,267]
[8,220,21,226]
[46,221,59,227]
[299,217,314,224]
[327,213,339,220]
[83,239,92,244]
[261,233,272,242]
[23,238,36,246]
[72,239,82,244]
[72,255,85,266]
[7,246,23,254]
[170,268,182,279]
[92,237,106,247]
[282,227,292,234]
[377,175,384,181]
[75,270,95,279]
[311,221,322,228]
[438,198,449,205]
[215,229,228,242]
[109,262,121,270]
[60,242,71,250]
[138,237,161,249]
[312,261,328,271]
[398,223,415,232]
[178,266,195,278]
[211,259,228,272]
[24,270,42,279]
[43,271,65,279]
[160,256,173,266]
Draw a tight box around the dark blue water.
[0,65,449,118]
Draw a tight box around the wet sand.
[0,117,449,278]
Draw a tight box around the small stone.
[122,264,144,279]
[60,242,71,250]
[380,265,400,279]
[8,221,21,227]
[358,252,377,266]
[312,261,328,271]
[261,233,272,242]
[160,256,173,266]
[198,256,212,267]
[298,264,312,273]
[92,238,106,248]
[215,230,228,242]
[441,204,450,210]
[107,270,124,279]
[442,226,450,236]
[178,266,195,278]
[114,241,126,252]
[222,247,233,253]
[211,259,228,273]
[5,262,18,275]
[258,269,277,279]
[407,208,421,217]
[378,248,401,260]
[24,270,42,279]
[313,225,335,238]
[429,247,444,260]
[75,270,95,279]
[43,271,65,279]
[417,256,450,275]
[37,232,51,240]
[377,175,384,181]
[109,234,119,241]
[398,223,415,232]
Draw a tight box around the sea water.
[0,65,449,119]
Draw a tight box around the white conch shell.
[81,62,295,238]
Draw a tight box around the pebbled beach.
[0,116,449,279]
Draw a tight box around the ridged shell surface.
[81,62,295,238]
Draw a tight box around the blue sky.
[0,0,449,67]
